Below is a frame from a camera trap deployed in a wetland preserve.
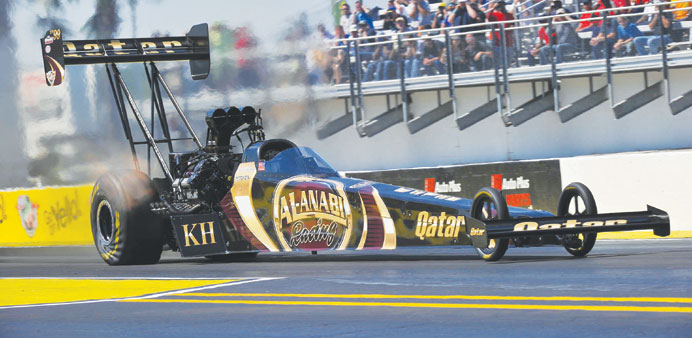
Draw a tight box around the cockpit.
[259,146,339,178]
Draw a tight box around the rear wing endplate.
[40,23,209,86]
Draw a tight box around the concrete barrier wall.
[0,185,93,247]
[348,149,692,234]
[559,149,692,232]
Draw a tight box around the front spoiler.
[466,205,670,248]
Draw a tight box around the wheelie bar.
[466,205,670,248]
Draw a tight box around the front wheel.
[471,187,510,261]
[558,182,598,257]
[90,170,166,265]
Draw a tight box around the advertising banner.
[0,185,93,247]
[347,160,562,214]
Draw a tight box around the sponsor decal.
[469,227,485,236]
[414,211,464,240]
[394,187,461,202]
[44,45,51,54]
[62,38,187,58]
[46,70,56,86]
[506,193,532,208]
[513,219,628,232]
[0,194,7,224]
[50,29,61,41]
[491,174,530,190]
[16,196,39,237]
[236,175,250,181]
[44,35,54,44]
[180,222,217,247]
[44,191,82,236]
[425,178,462,193]
[258,161,265,171]
[273,178,352,250]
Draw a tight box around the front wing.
[466,205,670,248]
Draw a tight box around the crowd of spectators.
[315,0,692,85]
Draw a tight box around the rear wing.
[466,205,670,248]
[40,23,209,86]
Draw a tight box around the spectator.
[539,9,578,64]
[351,1,375,31]
[340,3,353,32]
[613,16,642,55]
[633,2,673,54]
[487,0,516,66]
[464,33,494,71]
[395,16,411,32]
[528,14,551,66]
[449,0,486,35]
[671,0,692,20]
[636,0,658,24]
[442,34,470,73]
[331,48,350,84]
[407,0,434,27]
[421,35,446,75]
[590,14,617,58]
[402,39,422,77]
[333,25,349,47]
[576,0,601,37]
[612,0,633,11]
[382,9,398,30]
[317,24,334,40]
[432,3,447,29]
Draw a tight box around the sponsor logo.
[44,45,51,54]
[513,219,628,232]
[0,194,7,224]
[424,178,462,193]
[258,161,265,171]
[44,35,54,44]
[469,227,485,236]
[16,195,39,237]
[506,193,532,208]
[394,187,461,202]
[46,70,56,86]
[180,222,217,247]
[44,191,82,236]
[491,174,530,190]
[236,175,250,181]
[62,38,186,58]
[273,179,352,250]
[415,211,464,240]
[289,218,338,247]
[50,29,61,40]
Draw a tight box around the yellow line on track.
[174,293,692,304]
[121,298,692,313]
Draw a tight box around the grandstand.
[316,0,692,140]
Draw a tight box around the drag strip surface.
[1,239,690,337]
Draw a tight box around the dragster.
[40,24,670,264]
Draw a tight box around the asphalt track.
[1,239,691,337]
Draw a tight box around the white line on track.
[0,277,284,310]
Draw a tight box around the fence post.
[397,34,408,124]
[353,39,365,128]
[549,17,560,112]
[346,41,358,126]
[500,24,512,117]
[659,5,670,103]
[604,11,614,107]
[444,29,458,119]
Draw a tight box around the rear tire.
[471,187,510,261]
[90,170,165,265]
[558,182,597,257]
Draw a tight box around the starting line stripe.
[120,298,692,313]
[174,293,692,304]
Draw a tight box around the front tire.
[558,182,598,257]
[90,170,165,265]
[471,187,510,261]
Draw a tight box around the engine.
[154,105,263,215]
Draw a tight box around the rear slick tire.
[90,170,165,265]
[558,182,598,257]
[471,187,510,262]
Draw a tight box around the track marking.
[172,293,692,304]
[0,277,282,310]
[120,298,692,313]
